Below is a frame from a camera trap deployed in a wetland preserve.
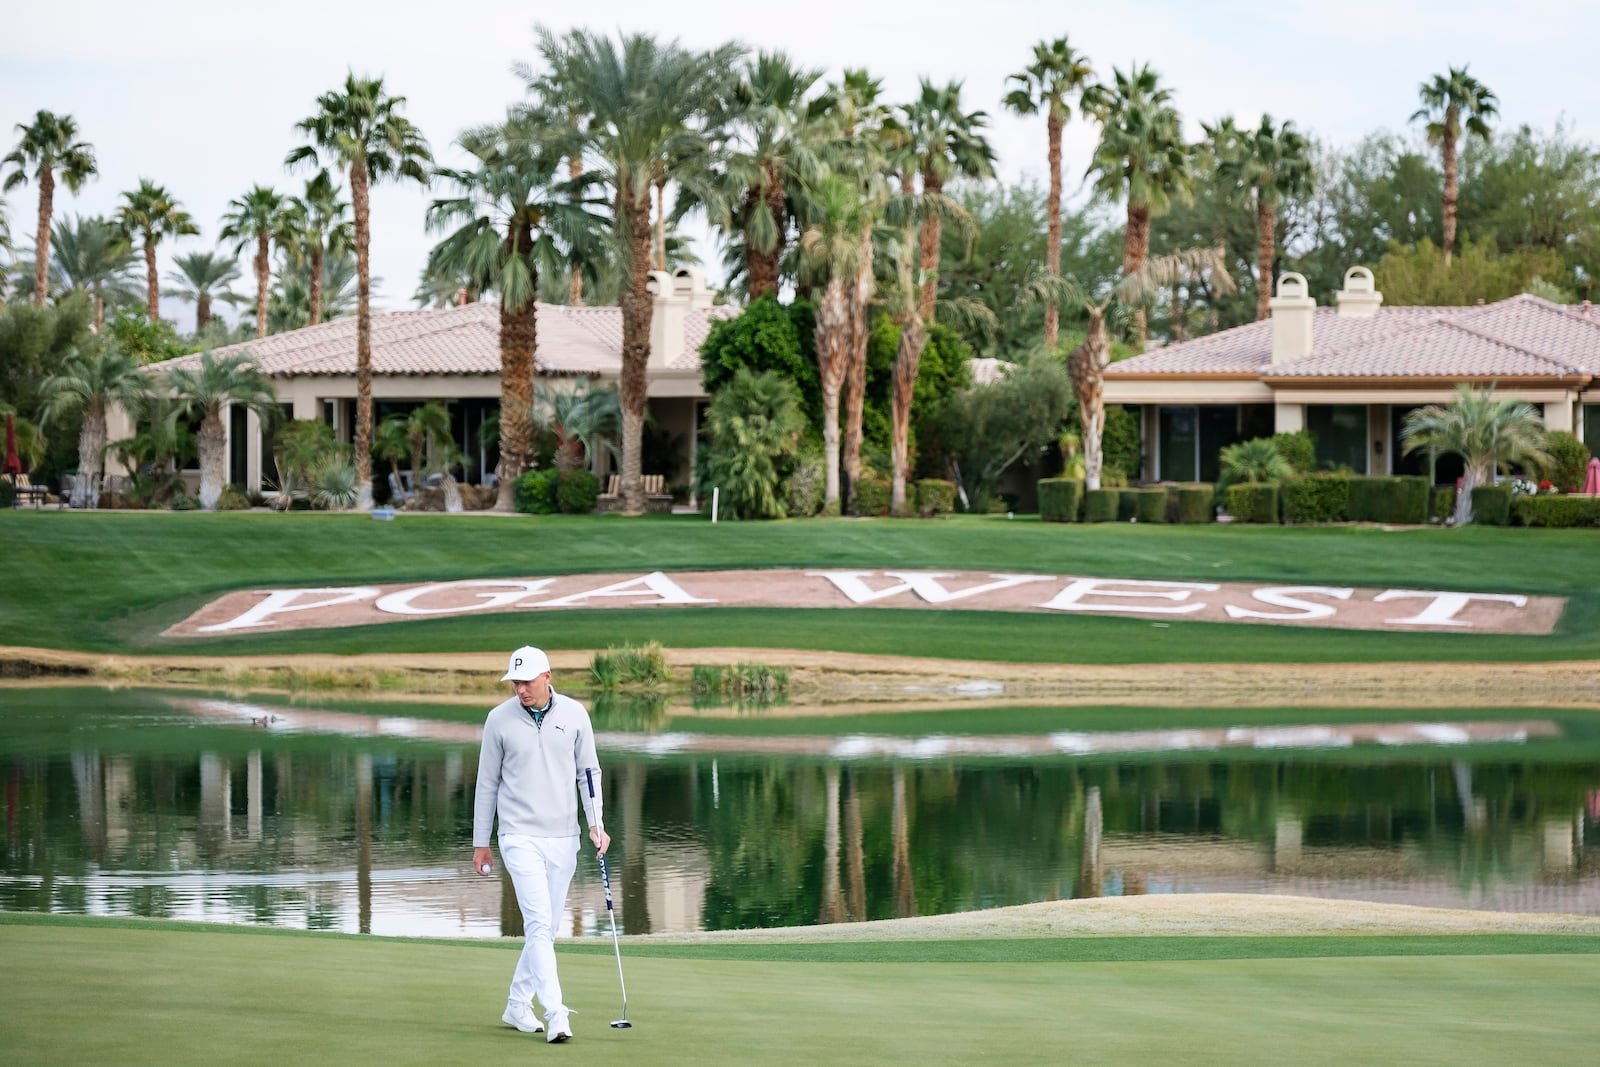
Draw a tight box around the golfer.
[473,645,610,1043]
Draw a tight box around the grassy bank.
[3,914,1596,1065]
[3,510,1598,663]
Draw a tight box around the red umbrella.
[3,413,21,478]
[1583,457,1600,496]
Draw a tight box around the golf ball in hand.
[480,863,492,875]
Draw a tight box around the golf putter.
[597,852,632,1028]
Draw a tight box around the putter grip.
[598,853,614,909]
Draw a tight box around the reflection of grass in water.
[590,690,670,731]
[691,662,789,706]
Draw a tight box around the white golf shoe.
[546,1009,574,1043]
[502,1001,544,1033]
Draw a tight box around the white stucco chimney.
[673,266,715,311]
[1269,272,1316,363]
[647,270,686,370]
[1334,265,1383,318]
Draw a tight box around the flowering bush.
[1538,480,1558,494]
[1511,478,1538,497]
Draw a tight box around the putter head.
[610,1020,632,1029]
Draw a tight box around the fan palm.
[4,110,98,307]
[1401,384,1549,525]
[287,72,433,511]
[1084,65,1191,348]
[219,186,293,339]
[164,249,244,334]
[269,248,364,333]
[286,170,352,326]
[1004,36,1097,351]
[1411,66,1498,266]
[1209,115,1313,320]
[538,382,623,471]
[1218,436,1291,489]
[163,350,279,510]
[50,214,138,330]
[116,179,197,323]
[527,26,742,514]
[38,340,148,507]
[427,114,605,509]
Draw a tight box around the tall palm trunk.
[653,179,667,271]
[619,190,654,514]
[143,240,160,321]
[93,281,105,332]
[33,168,54,307]
[497,226,538,512]
[253,231,270,339]
[1255,198,1276,321]
[1044,110,1063,350]
[841,225,873,503]
[309,244,325,326]
[917,172,943,321]
[197,407,226,510]
[815,273,851,512]
[1441,113,1458,266]
[350,155,375,510]
[568,155,584,305]
[1123,203,1151,348]
[196,292,211,334]
[71,402,105,507]
[1068,304,1111,490]
[746,165,787,301]
[889,310,925,515]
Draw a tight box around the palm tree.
[888,80,994,514]
[219,186,292,339]
[287,73,433,511]
[3,110,97,307]
[1210,115,1313,320]
[427,115,604,510]
[116,179,197,323]
[269,248,364,332]
[50,214,138,330]
[286,170,352,326]
[164,249,243,334]
[163,350,279,510]
[1084,65,1191,348]
[1412,66,1498,266]
[1401,384,1549,526]
[538,382,622,471]
[528,27,741,514]
[1003,36,1096,350]
[39,340,148,508]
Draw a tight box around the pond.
[3,687,1598,938]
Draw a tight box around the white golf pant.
[499,833,580,1018]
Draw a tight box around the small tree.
[936,349,1072,509]
[1401,384,1550,525]
[695,368,805,520]
[39,340,148,507]
[1218,437,1291,490]
[163,350,279,510]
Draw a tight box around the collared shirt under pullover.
[473,690,603,847]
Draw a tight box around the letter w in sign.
[805,571,1053,605]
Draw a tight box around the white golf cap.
[501,645,551,681]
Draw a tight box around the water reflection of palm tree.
[892,768,917,918]
[72,751,106,860]
[1075,785,1104,899]
[621,763,652,935]
[356,753,372,935]
[845,769,866,922]
[821,768,845,924]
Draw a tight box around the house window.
[1390,406,1464,485]
[1306,405,1367,473]
[229,404,248,488]
[1156,406,1269,482]
[1585,404,1599,449]
[1158,407,1197,482]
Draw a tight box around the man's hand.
[473,846,494,876]
[589,824,611,857]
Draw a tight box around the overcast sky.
[6,1,1598,331]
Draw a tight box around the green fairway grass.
[3,511,1598,662]
[3,914,1597,1065]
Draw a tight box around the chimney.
[1269,272,1316,363]
[647,270,686,370]
[673,266,715,311]
[456,288,469,307]
[1334,266,1382,318]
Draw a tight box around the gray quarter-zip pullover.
[473,690,604,846]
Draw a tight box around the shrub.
[1038,478,1083,522]
[1219,437,1291,489]
[1103,406,1142,482]
[555,469,600,514]
[1173,483,1214,524]
[1432,486,1457,523]
[695,368,807,520]
[1347,476,1429,524]
[1545,430,1590,492]
[914,479,956,518]
[1116,490,1139,522]
[1513,495,1600,527]
[1226,482,1279,524]
[785,450,825,517]
[1134,488,1167,524]
[851,471,891,516]
[1282,473,1350,524]
[514,469,558,515]
[1471,483,1513,525]
[590,642,670,689]
[215,485,252,512]
[1272,431,1317,474]
[1083,488,1120,522]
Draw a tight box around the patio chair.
[387,471,416,505]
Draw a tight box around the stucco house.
[116,267,730,495]
[1102,268,1598,485]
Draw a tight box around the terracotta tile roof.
[155,301,733,379]
[1104,294,1596,381]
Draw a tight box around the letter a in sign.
[531,571,715,608]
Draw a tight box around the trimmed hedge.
[1545,430,1590,493]
[1282,473,1350,524]
[1471,484,1512,526]
[1226,482,1279,524]
[1348,475,1428,524]
[913,479,957,518]
[1173,483,1214,524]
[1432,486,1457,523]
[555,470,601,514]
[1083,488,1121,523]
[1116,490,1139,522]
[1038,478,1083,522]
[1133,488,1168,524]
[514,470,559,514]
[851,473,891,516]
[1512,494,1600,528]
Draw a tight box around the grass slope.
[3,916,1597,1065]
[3,511,1598,663]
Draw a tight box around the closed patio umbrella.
[4,413,21,478]
[1583,457,1600,496]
